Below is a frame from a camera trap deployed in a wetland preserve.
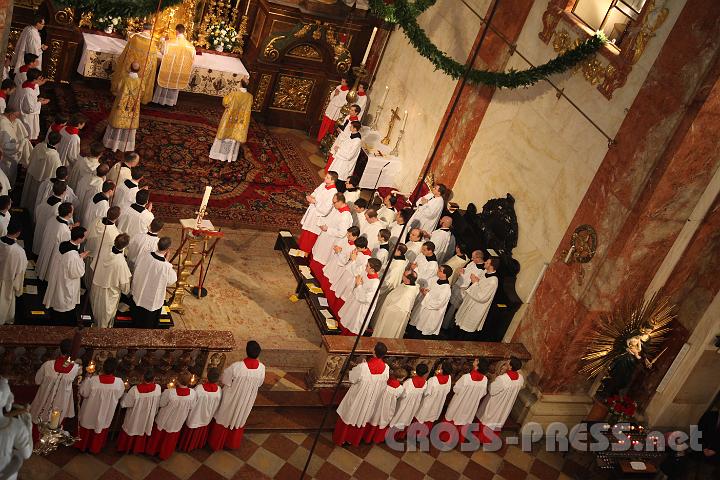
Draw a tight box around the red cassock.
[75,426,110,454]
[324,154,334,174]
[116,383,159,453]
[317,116,337,143]
[178,383,221,452]
[208,421,245,450]
[297,231,319,254]
[145,387,194,460]
[333,358,387,446]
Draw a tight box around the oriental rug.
[46,81,318,229]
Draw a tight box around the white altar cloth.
[358,126,401,190]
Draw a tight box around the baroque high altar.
[7,0,380,132]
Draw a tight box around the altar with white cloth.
[357,126,401,190]
[77,33,250,97]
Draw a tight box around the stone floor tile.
[111,455,159,480]
[470,450,504,473]
[436,449,471,472]
[18,454,60,480]
[351,461,387,480]
[504,446,535,471]
[187,465,225,480]
[497,460,528,480]
[203,450,244,479]
[62,454,110,480]
[363,446,401,473]
[144,467,181,480]
[401,451,436,473]
[326,447,363,475]
[390,461,425,480]
[156,453,202,480]
[314,462,351,480]
[97,469,132,480]
[245,448,284,478]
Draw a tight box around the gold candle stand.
[381,106,401,145]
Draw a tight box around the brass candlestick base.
[381,106,401,145]
[340,64,368,118]
[390,128,404,156]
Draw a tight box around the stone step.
[245,406,338,432]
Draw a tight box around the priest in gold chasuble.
[153,24,196,106]
[210,83,253,162]
[111,24,159,105]
[103,63,142,152]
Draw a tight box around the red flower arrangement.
[606,395,637,422]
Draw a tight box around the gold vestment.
[111,32,159,105]
[216,90,253,143]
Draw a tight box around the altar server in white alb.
[339,258,382,336]
[154,24,195,106]
[311,193,353,267]
[126,218,163,272]
[35,166,77,217]
[33,181,67,255]
[476,357,524,443]
[333,342,389,446]
[388,363,428,434]
[328,121,362,181]
[455,257,499,335]
[29,339,80,428]
[443,358,489,441]
[413,361,453,431]
[35,202,73,281]
[208,341,265,450]
[373,270,419,339]
[330,237,372,311]
[12,54,39,95]
[321,226,359,299]
[131,236,177,328]
[20,130,61,211]
[66,137,101,190]
[362,367,405,445]
[91,234,132,328]
[76,164,110,223]
[409,184,447,233]
[57,114,86,169]
[0,377,32,480]
[85,207,121,287]
[0,107,32,187]
[178,367,223,452]
[210,79,252,162]
[0,79,13,114]
[117,368,161,454]
[12,15,46,71]
[82,180,115,229]
[146,373,197,460]
[323,104,360,174]
[112,166,143,213]
[355,81,369,119]
[117,189,154,237]
[409,265,453,337]
[298,171,338,253]
[0,220,26,325]
[317,76,349,142]
[16,68,49,141]
[75,357,126,453]
[426,216,455,263]
[43,226,88,325]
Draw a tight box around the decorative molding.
[46,39,64,81]
[270,74,314,112]
[286,44,322,61]
[54,7,74,25]
[252,73,272,112]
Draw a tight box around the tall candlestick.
[402,110,408,130]
[244,0,251,16]
[381,85,389,108]
[200,186,212,211]
[361,27,377,65]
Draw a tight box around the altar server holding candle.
[131,236,177,328]
[298,171,338,253]
[179,368,223,452]
[0,220,26,325]
[146,373,198,460]
[30,339,80,428]
[208,341,265,450]
[443,358,489,440]
[91,234,132,328]
[154,24,196,107]
[117,368,161,453]
[476,357,524,444]
[413,361,453,431]
[210,79,252,162]
[75,357,126,453]
[43,227,89,325]
[117,189,154,237]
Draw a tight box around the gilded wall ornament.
[270,75,314,112]
[251,73,272,112]
[287,44,322,61]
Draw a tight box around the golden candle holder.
[340,64,368,118]
[168,233,198,313]
[370,104,383,131]
[390,128,404,156]
[381,106,401,145]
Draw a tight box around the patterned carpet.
[48,81,318,229]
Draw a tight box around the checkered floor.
[19,431,601,480]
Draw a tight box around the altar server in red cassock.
[388,363,428,437]
[146,373,197,459]
[208,341,265,450]
[43,113,67,143]
[116,368,161,453]
[356,81,369,119]
[298,171,338,253]
[310,193,353,279]
[476,357,524,444]
[57,114,85,169]
[330,236,371,313]
[75,357,125,453]
[442,358,489,442]
[413,361,453,432]
[30,339,79,430]
[338,258,382,336]
[322,226,359,304]
[363,367,405,444]
[334,342,389,446]
[317,77,348,142]
[179,367,222,452]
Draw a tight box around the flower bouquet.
[206,22,239,53]
[95,16,123,35]
[606,395,637,424]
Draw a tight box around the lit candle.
[190,374,198,386]
[361,27,377,65]
[200,186,212,211]
[244,0,251,16]
[381,85,389,108]
[167,379,176,389]
[402,110,408,130]
[49,409,61,429]
[86,360,95,374]
[564,245,575,264]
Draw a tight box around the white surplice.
[155,388,198,433]
[32,196,62,255]
[57,128,81,168]
[85,218,120,285]
[389,378,426,429]
[376,205,395,226]
[409,196,444,233]
[300,183,336,235]
[372,283,420,339]
[76,175,104,222]
[323,85,348,121]
[455,272,498,333]
[0,238,27,325]
[117,204,154,237]
[331,249,371,301]
[43,242,84,313]
[323,238,355,288]
[445,254,470,285]
[186,384,223,429]
[35,216,70,281]
[328,133,362,181]
[361,220,385,253]
[336,361,389,427]
[311,207,353,265]
[366,381,403,429]
[405,240,423,265]
[0,413,32,480]
[30,359,80,424]
[113,178,139,214]
[476,372,524,431]
[78,375,126,432]
[0,116,31,187]
[0,212,7,237]
[131,252,177,312]
[12,26,42,70]
[126,232,159,272]
[444,372,488,426]
[409,280,451,336]
[67,153,97,190]
[356,93,368,119]
[35,179,77,216]
[0,169,10,195]
[414,375,452,423]
[82,193,109,229]
[388,220,406,248]
[107,162,132,187]
[90,248,131,328]
[213,361,265,429]
[371,255,407,319]
[430,228,455,264]
[16,84,41,140]
[120,384,161,436]
[414,254,438,289]
[338,274,380,335]
[20,142,61,210]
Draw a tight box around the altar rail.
[0,326,235,387]
[308,335,531,389]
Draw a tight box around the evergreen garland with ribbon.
[55,0,184,19]
[369,0,606,89]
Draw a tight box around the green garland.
[369,0,606,89]
[54,0,184,19]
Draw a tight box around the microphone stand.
[370,161,391,201]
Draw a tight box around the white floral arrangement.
[206,21,239,52]
[95,16,123,34]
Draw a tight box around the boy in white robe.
[82,181,115,229]
[443,358,489,441]
[35,166,77,218]
[408,184,447,233]
[321,225,359,300]
[76,163,110,223]
[339,258,382,336]
[298,171,338,253]
[0,79,13,114]
[409,265,453,337]
[373,270,419,339]
[44,113,68,143]
[362,367,405,444]
[328,121,362,181]
[20,130,61,211]
[117,368,161,453]
[209,341,265,450]
[388,363,428,436]
[310,193,352,269]
[179,367,223,452]
[443,249,484,329]
[33,181,67,254]
[146,373,198,460]
[11,53,39,96]
[0,221,26,325]
[113,165,143,214]
[67,138,101,190]
[57,113,85,169]
[411,241,439,289]
[85,207,121,287]
[333,342,389,446]
[404,228,424,264]
[361,209,386,252]
[126,218,163,272]
[414,361,453,432]
[43,226,88,325]
[117,189,154,237]
[330,237,371,313]
[108,151,139,187]
[356,81,369,119]
[30,339,80,428]
[350,197,367,230]
[476,357,524,444]
[11,16,46,71]
[16,68,49,141]
[0,108,32,187]
[36,202,73,281]
[91,233,132,328]
[316,77,349,142]
[374,229,391,267]
[324,105,360,173]
[0,377,33,480]
[131,236,177,328]
[75,357,126,453]
[0,196,9,237]
[426,216,455,263]
[456,257,499,336]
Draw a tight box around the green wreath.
[369,0,606,89]
[54,0,184,19]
